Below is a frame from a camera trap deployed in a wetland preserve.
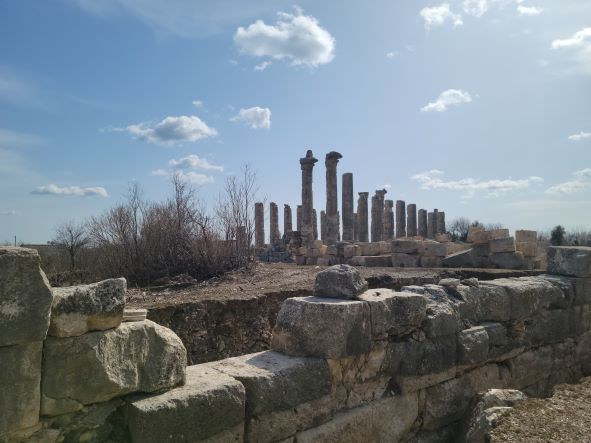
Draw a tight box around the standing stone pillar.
[357,192,369,242]
[383,200,394,240]
[433,209,439,235]
[300,150,318,246]
[353,212,359,242]
[320,210,327,242]
[407,204,417,237]
[296,205,302,232]
[418,209,428,238]
[255,202,265,248]
[371,189,387,242]
[269,202,280,246]
[312,209,318,240]
[436,211,446,235]
[427,212,435,239]
[283,204,293,237]
[325,152,343,245]
[395,200,406,238]
[342,173,354,242]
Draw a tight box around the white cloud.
[234,9,335,67]
[386,51,399,59]
[462,0,489,17]
[152,169,214,185]
[551,27,591,74]
[31,184,108,197]
[168,154,224,171]
[421,89,473,112]
[126,115,217,146]
[420,3,463,30]
[545,168,591,195]
[568,131,591,142]
[412,169,543,198]
[254,61,272,71]
[517,5,542,16]
[231,106,271,129]
[191,100,203,108]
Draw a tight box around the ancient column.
[418,209,428,238]
[325,151,342,245]
[269,202,280,246]
[433,209,439,235]
[427,212,435,239]
[357,192,369,242]
[353,212,359,242]
[312,209,318,240]
[342,173,354,241]
[254,202,265,248]
[436,211,446,235]
[300,150,318,245]
[395,200,406,238]
[383,200,394,240]
[296,205,302,232]
[371,189,387,242]
[283,204,293,236]
[320,210,327,242]
[407,204,417,237]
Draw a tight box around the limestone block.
[0,341,43,436]
[392,253,420,268]
[391,239,422,254]
[458,326,489,365]
[489,251,524,269]
[295,255,306,266]
[435,234,451,242]
[471,230,492,244]
[515,230,537,243]
[354,255,393,267]
[42,320,187,416]
[313,240,323,249]
[313,264,368,299]
[208,351,332,443]
[378,241,392,254]
[420,256,443,268]
[423,300,462,338]
[49,278,126,337]
[126,365,245,443]
[473,243,490,257]
[467,226,485,243]
[547,246,591,277]
[357,289,427,337]
[360,242,380,256]
[424,242,447,257]
[439,278,460,288]
[459,283,512,322]
[343,245,356,258]
[489,237,516,253]
[316,257,331,266]
[295,394,418,443]
[0,247,53,346]
[506,345,554,388]
[489,229,510,240]
[325,245,337,255]
[271,297,371,358]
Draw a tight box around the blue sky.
[1,0,590,243]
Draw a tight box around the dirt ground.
[127,262,541,308]
[491,377,591,442]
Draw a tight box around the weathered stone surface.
[392,253,420,268]
[391,239,422,254]
[313,264,368,299]
[0,341,43,435]
[490,251,524,269]
[439,278,460,288]
[271,297,371,358]
[489,237,516,253]
[423,300,462,338]
[420,256,443,268]
[295,394,418,443]
[515,230,537,243]
[360,242,381,256]
[489,229,510,240]
[458,326,489,365]
[467,226,484,243]
[516,242,537,257]
[49,278,126,338]
[0,247,53,346]
[424,242,447,257]
[352,255,393,267]
[126,365,245,443]
[473,243,490,257]
[357,289,427,337]
[208,351,332,442]
[42,320,187,416]
[547,246,591,277]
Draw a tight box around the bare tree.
[52,220,89,271]
[448,217,471,241]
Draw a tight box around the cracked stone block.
[547,246,591,277]
[313,264,368,299]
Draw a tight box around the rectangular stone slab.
[547,246,591,278]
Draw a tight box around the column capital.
[300,149,318,168]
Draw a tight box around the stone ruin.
[2,245,591,442]
[255,149,538,270]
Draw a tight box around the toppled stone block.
[473,243,490,257]
[547,246,591,277]
[49,278,126,337]
[489,237,516,253]
[515,230,537,243]
[490,251,524,269]
[424,242,447,257]
[442,249,475,268]
[357,289,427,337]
[392,239,422,254]
[392,253,420,268]
[0,341,43,436]
[462,277,479,287]
[458,326,489,365]
[42,320,186,416]
[271,297,371,358]
[439,278,460,288]
[126,365,245,443]
[313,264,368,299]
[208,351,331,443]
[0,247,53,346]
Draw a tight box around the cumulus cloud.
[234,9,335,67]
[420,3,463,29]
[31,184,108,197]
[421,89,473,112]
[152,169,214,185]
[412,169,543,198]
[517,5,542,16]
[386,51,399,59]
[126,115,217,146]
[254,61,272,71]
[168,154,224,171]
[545,168,591,195]
[568,132,591,142]
[551,27,591,74]
[462,0,489,17]
[231,106,271,129]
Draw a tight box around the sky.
[0,0,590,244]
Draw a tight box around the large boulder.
[42,320,187,416]
[49,278,126,337]
[547,246,591,277]
[0,247,53,346]
[126,365,245,443]
[271,297,371,358]
[313,264,368,299]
